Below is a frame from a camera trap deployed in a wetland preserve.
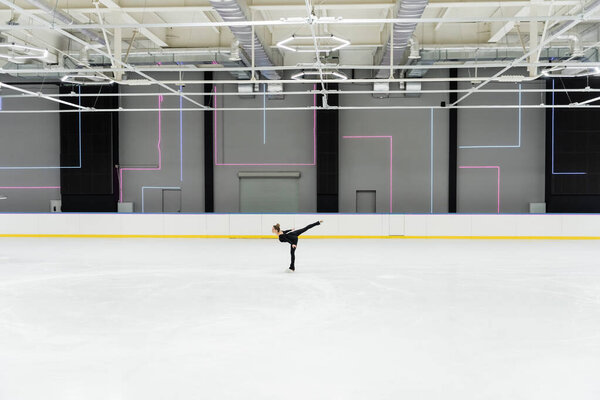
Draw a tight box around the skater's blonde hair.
[273,223,281,232]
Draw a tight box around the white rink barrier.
[0,213,599,238]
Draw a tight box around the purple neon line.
[213,84,317,166]
[459,166,500,213]
[343,135,393,213]
[119,95,164,202]
[0,186,60,189]
[213,85,217,165]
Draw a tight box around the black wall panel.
[448,68,458,213]
[316,83,339,212]
[60,85,119,212]
[545,77,600,212]
[204,72,214,212]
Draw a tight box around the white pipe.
[0,14,596,31]
[2,104,600,114]
[452,0,600,105]
[0,81,88,110]
[1,88,599,100]
[2,61,599,75]
[0,0,209,111]
[556,34,583,55]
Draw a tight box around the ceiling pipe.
[209,0,280,80]
[556,34,583,57]
[20,0,105,46]
[376,0,428,78]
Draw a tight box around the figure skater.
[272,220,323,272]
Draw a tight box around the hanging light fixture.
[276,34,350,53]
[61,73,114,85]
[542,66,600,77]
[291,70,348,81]
[0,43,48,62]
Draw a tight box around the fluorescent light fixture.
[0,194,7,200]
[61,74,114,85]
[291,70,348,81]
[542,66,600,77]
[0,43,48,61]
[276,34,350,53]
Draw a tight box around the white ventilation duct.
[209,0,280,80]
[376,0,428,78]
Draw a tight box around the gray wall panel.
[0,69,545,214]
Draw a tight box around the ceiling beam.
[434,8,450,31]
[98,0,168,48]
[0,0,207,110]
[454,1,600,105]
[488,6,530,42]
[249,3,394,11]
[0,14,593,31]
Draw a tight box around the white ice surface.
[1,238,600,400]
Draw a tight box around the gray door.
[240,178,299,212]
[162,189,182,213]
[356,190,376,213]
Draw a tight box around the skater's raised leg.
[290,220,322,236]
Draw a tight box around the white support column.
[113,27,123,81]
[529,1,539,76]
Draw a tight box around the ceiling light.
[61,74,114,85]
[291,70,348,81]
[542,66,600,77]
[276,35,350,53]
[0,43,48,61]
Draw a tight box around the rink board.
[0,213,599,238]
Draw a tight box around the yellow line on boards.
[0,234,599,240]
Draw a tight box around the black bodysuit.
[278,221,321,269]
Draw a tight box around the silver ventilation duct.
[376,0,428,78]
[209,0,280,80]
[20,0,105,46]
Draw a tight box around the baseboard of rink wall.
[1,213,600,239]
[0,234,600,240]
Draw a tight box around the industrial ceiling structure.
[0,0,600,109]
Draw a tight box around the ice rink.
[1,237,599,400]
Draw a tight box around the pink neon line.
[214,84,317,166]
[0,186,60,189]
[119,95,164,202]
[213,85,217,166]
[342,135,393,213]
[459,166,501,213]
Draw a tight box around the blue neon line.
[430,108,434,214]
[179,85,183,182]
[141,186,182,213]
[459,84,522,149]
[551,79,586,175]
[0,86,82,170]
[263,84,266,144]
